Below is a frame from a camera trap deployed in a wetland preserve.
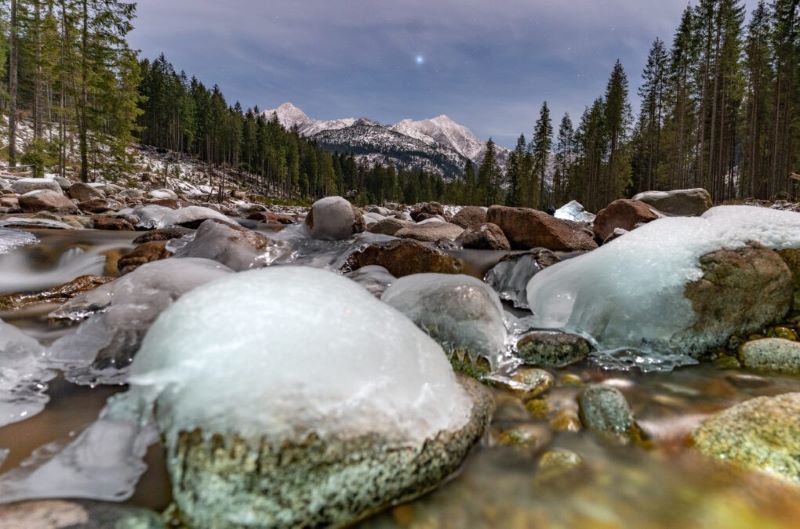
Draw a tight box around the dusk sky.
[130,0,758,148]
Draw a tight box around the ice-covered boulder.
[346,265,396,297]
[554,200,595,224]
[148,188,178,200]
[305,196,365,240]
[632,188,712,217]
[527,206,800,361]
[11,178,62,195]
[0,228,37,255]
[127,267,490,529]
[48,258,232,385]
[487,206,597,251]
[0,320,53,427]
[172,219,270,271]
[382,273,507,372]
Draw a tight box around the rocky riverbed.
[0,173,799,529]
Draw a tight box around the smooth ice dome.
[527,206,800,356]
[381,273,507,368]
[129,267,472,445]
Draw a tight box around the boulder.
[777,248,800,310]
[246,211,295,224]
[455,223,510,250]
[91,215,135,231]
[305,196,365,240]
[593,199,661,242]
[11,178,62,195]
[148,188,178,200]
[396,222,464,242]
[487,206,597,251]
[18,190,78,214]
[117,241,170,275]
[173,219,270,271]
[738,338,800,374]
[452,206,487,229]
[78,198,121,214]
[684,245,793,350]
[517,331,591,368]
[693,393,800,482]
[67,182,105,202]
[345,239,461,277]
[632,188,712,217]
[410,201,445,222]
[132,226,194,244]
[368,217,413,236]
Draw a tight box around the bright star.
[415,55,425,65]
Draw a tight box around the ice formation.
[0,228,37,255]
[555,200,596,224]
[381,274,507,368]
[346,265,396,297]
[0,320,53,427]
[527,206,800,358]
[129,267,472,445]
[485,252,556,309]
[48,258,232,385]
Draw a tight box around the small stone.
[516,332,591,368]
[550,409,582,432]
[738,338,800,374]
[486,368,554,401]
[117,241,170,275]
[534,449,583,485]
[767,326,798,341]
[578,384,635,437]
[558,373,584,387]
[493,423,551,451]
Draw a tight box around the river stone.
[117,241,171,275]
[396,222,464,242]
[632,188,712,217]
[777,248,800,310]
[738,338,800,374]
[486,367,554,400]
[166,376,493,529]
[517,331,591,368]
[173,219,270,271]
[410,202,445,222]
[367,217,412,236]
[79,198,121,214]
[452,206,487,229]
[148,188,178,200]
[133,226,194,244]
[593,199,661,242]
[19,190,78,214]
[693,393,800,483]
[305,196,365,240]
[0,500,163,529]
[683,245,793,353]
[11,178,63,195]
[579,385,635,437]
[91,215,134,231]
[344,239,461,277]
[67,182,105,202]
[455,223,510,250]
[487,206,597,251]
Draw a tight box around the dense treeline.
[136,54,462,204]
[505,0,800,211]
[0,0,140,180]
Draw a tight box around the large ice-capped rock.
[382,273,507,372]
[128,267,490,529]
[527,206,800,359]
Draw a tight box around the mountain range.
[263,103,508,178]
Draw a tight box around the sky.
[129,0,758,148]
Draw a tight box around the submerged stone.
[738,338,800,374]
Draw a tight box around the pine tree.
[634,38,669,192]
[603,60,632,203]
[530,101,553,208]
[553,113,575,205]
[506,134,527,206]
[477,138,502,205]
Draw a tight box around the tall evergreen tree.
[530,101,553,208]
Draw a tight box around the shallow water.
[0,228,799,527]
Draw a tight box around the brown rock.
[455,223,511,250]
[452,206,487,229]
[410,202,445,222]
[593,199,661,242]
[632,188,712,217]
[92,215,135,231]
[0,195,19,210]
[133,226,194,244]
[395,222,464,242]
[368,217,413,236]
[778,248,800,310]
[684,245,793,352]
[246,211,295,224]
[0,275,112,310]
[117,241,170,275]
[78,198,120,214]
[19,190,78,214]
[67,182,105,202]
[345,239,462,277]
[487,206,597,251]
